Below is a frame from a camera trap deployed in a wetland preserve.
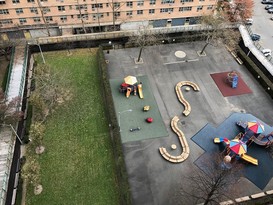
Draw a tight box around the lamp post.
[28,41,45,64]
[118,109,132,132]
[1,124,23,144]
[37,43,46,64]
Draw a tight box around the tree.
[0,89,23,125]
[128,27,164,63]
[220,0,254,23]
[198,15,241,55]
[30,63,70,122]
[76,0,87,34]
[172,153,244,205]
[107,0,125,31]
[36,0,51,37]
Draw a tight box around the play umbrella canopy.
[229,139,247,155]
[247,120,265,134]
[124,76,137,85]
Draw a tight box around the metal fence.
[0,130,16,205]
[245,25,273,65]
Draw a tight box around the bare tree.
[172,153,244,205]
[128,27,164,63]
[76,0,87,34]
[107,0,125,31]
[198,15,240,55]
[29,63,71,122]
[36,0,51,37]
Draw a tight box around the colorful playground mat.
[110,75,168,143]
[191,112,273,190]
[210,71,252,97]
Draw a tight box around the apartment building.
[0,0,217,40]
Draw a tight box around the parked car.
[262,49,272,57]
[268,8,273,13]
[245,18,253,25]
[265,4,273,9]
[262,0,273,4]
[250,34,261,41]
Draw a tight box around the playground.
[105,42,273,204]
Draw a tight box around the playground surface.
[110,75,168,143]
[105,42,273,205]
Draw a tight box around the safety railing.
[0,130,16,205]
[245,25,273,65]
[5,47,15,95]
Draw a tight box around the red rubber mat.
[210,72,252,97]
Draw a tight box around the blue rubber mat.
[191,112,273,190]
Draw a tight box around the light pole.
[28,41,45,64]
[1,124,23,144]
[37,43,45,64]
[118,109,132,132]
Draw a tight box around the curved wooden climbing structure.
[175,81,200,116]
[159,116,189,163]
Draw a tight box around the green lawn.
[26,49,119,205]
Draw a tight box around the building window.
[27,0,35,2]
[16,8,23,14]
[92,4,103,9]
[40,0,48,2]
[113,2,120,8]
[137,10,143,14]
[207,5,213,9]
[179,6,192,11]
[69,5,72,9]
[137,0,144,6]
[77,14,88,19]
[58,6,65,11]
[45,16,53,22]
[76,4,87,10]
[197,6,203,11]
[199,0,205,1]
[149,9,155,14]
[160,8,173,12]
[106,3,109,7]
[114,11,120,17]
[19,18,27,24]
[33,17,41,22]
[12,0,20,3]
[126,11,132,15]
[0,19,13,27]
[161,0,174,4]
[43,7,51,13]
[30,7,38,13]
[180,0,193,2]
[60,15,67,21]
[0,2,6,5]
[0,9,9,14]
[93,13,103,19]
[126,1,133,7]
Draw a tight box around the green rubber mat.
[110,75,168,143]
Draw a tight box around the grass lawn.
[26,49,119,205]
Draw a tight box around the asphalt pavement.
[105,41,273,205]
